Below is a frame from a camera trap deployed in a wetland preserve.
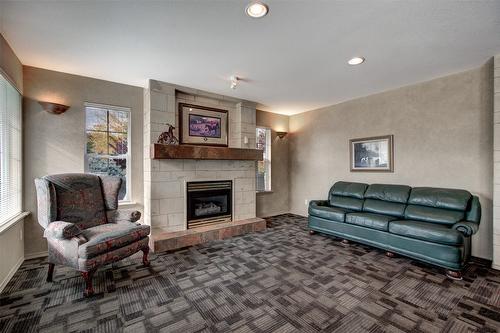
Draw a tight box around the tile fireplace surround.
[143,80,265,251]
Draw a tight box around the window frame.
[256,126,272,193]
[0,72,23,227]
[84,102,132,203]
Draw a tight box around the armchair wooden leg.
[47,263,55,282]
[446,270,463,281]
[142,246,150,267]
[81,270,96,297]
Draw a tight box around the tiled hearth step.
[150,217,266,252]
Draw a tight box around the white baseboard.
[24,251,48,260]
[0,255,24,293]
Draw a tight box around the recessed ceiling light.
[348,57,365,65]
[246,2,269,18]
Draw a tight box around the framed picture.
[350,135,394,172]
[179,103,228,146]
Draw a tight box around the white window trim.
[84,102,132,203]
[256,126,272,193]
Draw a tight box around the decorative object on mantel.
[350,135,394,172]
[38,101,70,114]
[179,103,228,147]
[276,131,288,139]
[157,123,179,145]
[151,143,263,161]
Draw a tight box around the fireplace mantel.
[151,144,263,161]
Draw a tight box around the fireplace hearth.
[187,180,232,228]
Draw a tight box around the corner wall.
[493,55,500,269]
[256,110,290,217]
[289,61,494,260]
[22,66,144,257]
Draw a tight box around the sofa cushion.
[363,199,406,218]
[389,220,464,245]
[78,223,150,259]
[44,173,107,229]
[345,212,397,231]
[408,187,471,211]
[329,181,368,200]
[364,184,411,203]
[404,205,464,226]
[330,196,364,211]
[309,202,349,222]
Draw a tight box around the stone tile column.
[494,55,500,270]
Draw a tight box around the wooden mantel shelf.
[151,144,263,160]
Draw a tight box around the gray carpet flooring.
[0,214,499,333]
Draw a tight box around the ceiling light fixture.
[230,75,240,89]
[348,57,365,66]
[246,2,269,18]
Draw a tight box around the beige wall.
[23,66,144,256]
[0,31,24,291]
[256,110,290,217]
[493,55,500,269]
[289,61,494,260]
[0,33,22,93]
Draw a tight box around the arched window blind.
[0,73,22,225]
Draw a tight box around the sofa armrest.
[452,221,479,237]
[309,200,329,208]
[44,221,82,239]
[107,209,141,224]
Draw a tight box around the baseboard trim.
[24,251,48,260]
[0,255,24,293]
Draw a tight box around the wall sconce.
[38,101,70,114]
[276,131,288,139]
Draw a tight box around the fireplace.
[187,180,232,228]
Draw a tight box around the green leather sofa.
[308,181,481,279]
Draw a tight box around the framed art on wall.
[179,103,228,146]
[350,135,394,172]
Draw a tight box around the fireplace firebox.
[187,180,232,228]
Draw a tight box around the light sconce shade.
[276,131,288,139]
[38,101,70,114]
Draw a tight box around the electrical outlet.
[305,199,309,206]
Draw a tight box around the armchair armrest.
[452,221,479,237]
[107,209,141,224]
[44,221,82,239]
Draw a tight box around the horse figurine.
[157,123,179,145]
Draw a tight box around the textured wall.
[0,33,22,93]
[493,55,500,269]
[23,66,144,256]
[256,110,290,217]
[289,62,493,259]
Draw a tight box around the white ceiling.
[1,1,500,115]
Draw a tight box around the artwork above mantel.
[150,144,263,161]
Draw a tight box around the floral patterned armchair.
[34,173,150,296]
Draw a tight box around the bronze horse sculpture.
[157,123,179,145]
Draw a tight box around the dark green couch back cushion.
[329,181,368,200]
[405,205,465,225]
[408,187,471,211]
[364,184,411,203]
[328,181,368,211]
[363,199,406,217]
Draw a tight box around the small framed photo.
[179,103,228,146]
[350,135,394,172]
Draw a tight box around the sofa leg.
[309,230,316,235]
[446,270,463,281]
[142,247,150,267]
[47,263,55,282]
[385,251,396,258]
[81,270,96,297]
[341,239,350,245]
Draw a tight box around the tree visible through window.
[256,127,271,192]
[85,103,130,201]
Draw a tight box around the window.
[0,74,22,225]
[256,127,271,192]
[85,103,130,201]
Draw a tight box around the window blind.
[0,73,22,225]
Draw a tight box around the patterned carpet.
[0,214,499,333]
